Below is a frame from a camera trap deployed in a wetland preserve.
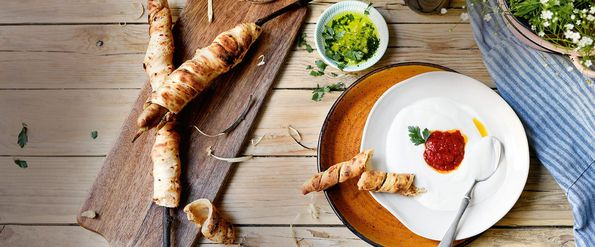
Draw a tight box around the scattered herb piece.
[91,131,98,139]
[288,125,316,150]
[364,2,373,15]
[305,65,313,70]
[206,146,253,163]
[408,126,430,146]
[328,72,338,77]
[14,159,28,169]
[311,83,345,102]
[257,54,266,66]
[296,32,314,53]
[17,123,28,148]
[305,44,313,53]
[309,70,324,77]
[337,62,346,70]
[315,60,328,71]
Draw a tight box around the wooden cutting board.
[77,1,307,246]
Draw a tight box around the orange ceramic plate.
[317,63,476,246]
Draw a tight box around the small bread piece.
[357,170,424,196]
[301,149,373,195]
[184,199,235,244]
[151,120,181,207]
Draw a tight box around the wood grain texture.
[0,225,574,247]
[77,0,307,246]
[0,225,109,247]
[0,157,572,226]
[0,21,486,90]
[0,0,466,24]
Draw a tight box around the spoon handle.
[438,181,477,247]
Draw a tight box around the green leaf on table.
[17,123,28,148]
[315,60,328,71]
[309,70,324,77]
[91,130,98,139]
[306,65,313,70]
[305,44,313,53]
[408,126,430,146]
[297,32,314,53]
[311,83,346,102]
[14,159,28,169]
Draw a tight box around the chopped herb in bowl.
[322,12,380,70]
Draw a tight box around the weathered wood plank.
[0,23,475,54]
[0,225,109,247]
[0,23,482,90]
[0,49,489,89]
[0,157,103,224]
[0,0,467,24]
[0,157,572,225]
[0,225,574,247]
[0,90,135,156]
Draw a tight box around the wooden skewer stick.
[208,0,213,22]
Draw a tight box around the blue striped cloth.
[467,1,595,246]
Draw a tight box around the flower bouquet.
[497,0,594,77]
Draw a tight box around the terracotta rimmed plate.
[317,63,477,246]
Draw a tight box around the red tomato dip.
[423,130,466,172]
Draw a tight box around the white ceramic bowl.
[314,1,389,72]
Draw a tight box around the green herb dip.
[322,11,380,69]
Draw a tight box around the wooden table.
[0,0,576,246]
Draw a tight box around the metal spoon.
[438,136,503,247]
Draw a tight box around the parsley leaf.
[337,62,346,70]
[91,131,98,139]
[306,65,313,70]
[315,60,328,71]
[364,2,373,15]
[17,123,28,148]
[297,32,314,53]
[311,83,346,102]
[408,126,430,146]
[309,70,324,77]
[305,44,313,53]
[14,159,28,169]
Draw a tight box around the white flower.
[440,8,447,14]
[543,21,550,27]
[483,14,492,22]
[538,31,545,37]
[587,15,595,21]
[531,25,536,31]
[585,60,593,68]
[565,23,574,30]
[460,12,469,21]
[541,10,553,20]
[540,0,548,4]
[571,14,576,20]
[577,36,593,49]
[576,20,582,25]
[564,30,581,43]
[590,6,595,14]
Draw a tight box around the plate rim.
[359,70,530,240]
[317,62,456,246]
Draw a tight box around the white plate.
[314,1,389,72]
[360,71,529,240]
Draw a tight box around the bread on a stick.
[301,149,373,195]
